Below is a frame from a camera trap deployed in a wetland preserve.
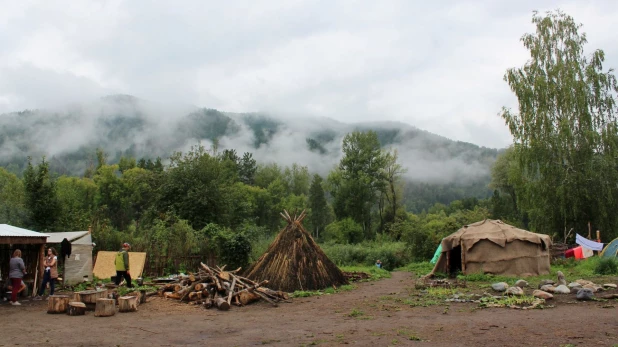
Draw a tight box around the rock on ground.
[514,280,528,288]
[538,279,555,288]
[568,282,582,289]
[491,282,509,292]
[557,271,567,286]
[576,288,595,301]
[540,285,556,293]
[603,283,617,289]
[553,285,571,294]
[506,286,524,296]
[532,290,553,300]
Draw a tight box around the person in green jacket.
[114,243,133,288]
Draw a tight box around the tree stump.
[118,296,138,312]
[47,295,70,314]
[94,298,116,317]
[67,302,86,316]
[214,297,230,311]
[78,290,108,304]
[139,289,147,304]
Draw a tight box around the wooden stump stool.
[67,302,86,316]
[78,290,108,311]
[47,295,70,314]
[118,296,138,312]
[94,298,116,317]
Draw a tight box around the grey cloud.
[1,0,617,149]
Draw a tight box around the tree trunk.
[94,298,116,317]
[118,296,138,312]
[47,295,70,314]
[67,302,86,316]
[238,291,261,305]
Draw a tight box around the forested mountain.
[0,94,499,212]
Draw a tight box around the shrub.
[594,257,618,275]
[321,241,409,270]
[323,218,364,244]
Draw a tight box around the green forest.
[1,11,617,273]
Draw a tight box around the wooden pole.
[588,221,591,239]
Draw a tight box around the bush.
[323,218,364,244]
[321,241,409,270]
[594,257,618,275]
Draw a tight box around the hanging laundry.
[576,234,604,251]
[581,246,594,258]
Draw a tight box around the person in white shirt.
[34,248,59,299]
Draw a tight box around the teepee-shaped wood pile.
[244,210,348,292]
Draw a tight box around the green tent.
[430,243,442,264]
[601,237,618,258]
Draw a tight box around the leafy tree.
[56,176,97,231]
[284,164,310,196]
[94,164,132,230]
[329,131,387,235]
[23,157,60,231]
[500,10,618,239]
[323,218,364,244]
[239,152,257,185]
[0,167,28,226]
[159,145,238,229]
[308,174,329,237]
[379,149,407,228]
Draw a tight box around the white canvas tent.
[46,231,93,285]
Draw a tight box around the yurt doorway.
[448,246,462,274]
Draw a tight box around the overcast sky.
[1,0,617,148]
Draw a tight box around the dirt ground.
[1,272,617,347]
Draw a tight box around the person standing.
[34,248,59,299]
[9,249,27,306]
[114,243,133,288]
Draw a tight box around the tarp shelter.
[0,224,49,296]
[428,220,551,277]
[92,251,147,280]
[46,231,93,285]
[601,238,618,258]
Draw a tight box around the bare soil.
[1,272,616,347]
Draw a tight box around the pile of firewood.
[157,262,288,310]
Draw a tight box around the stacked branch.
[244,210,349,292]
[157,263,287,310]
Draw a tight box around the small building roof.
[0,224,50,238]
[46,231,90,243]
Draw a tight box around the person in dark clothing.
[114,243,133,288]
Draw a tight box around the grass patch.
[396,262,434,276]
[396,329,423,341]
[477,295,543,309]
[340,265,391,281]
[291,284,356,298]
[348,308,364,317]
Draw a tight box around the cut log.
[78,290,108,304]
[214,297,230,311]
[139,290,147,304]
[94,298,116,317]
[188,291,202,301]
[67,302,86,316]
[238,290,261,305]
[194,283,205,291]
[164,292,181,300]
[47,295,70,314]
[118,296,138,312]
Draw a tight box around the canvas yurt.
[428,219,551,277]
[244,210,348,292]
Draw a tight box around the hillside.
[0,95,500,212]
